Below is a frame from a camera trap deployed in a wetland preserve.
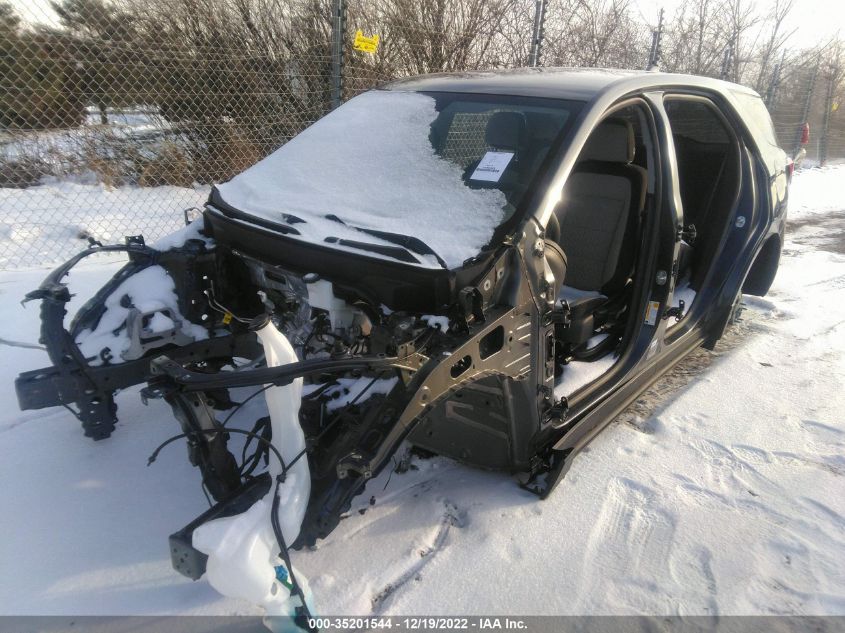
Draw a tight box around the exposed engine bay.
[15,209,578,623]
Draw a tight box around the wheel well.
[742,235,781,296]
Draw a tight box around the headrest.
[485,111,527,151]
[525,112,561,142]
[579,118,635,163]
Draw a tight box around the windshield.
[215,90,581,269]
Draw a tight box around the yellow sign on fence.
[353,30,380,54]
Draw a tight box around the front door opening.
[547,103,655,398]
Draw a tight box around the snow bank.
[216,91,508,269]
[789,165,845,219]
[0,179,209,269]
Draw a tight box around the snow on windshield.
[215,91,509,269]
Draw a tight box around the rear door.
[655,93,764,349]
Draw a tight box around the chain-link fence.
[0,0,842,270]
[768,57,845,165]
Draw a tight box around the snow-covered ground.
[0,108,172,161]
[1,166,844,616]
[0,179,207,268]
[0,107,202,269]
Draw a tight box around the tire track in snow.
[672,470,841,547]
[574,477,678,613]
[668,545,718,614]
[770,450,844,477]
[338,469,458,544]
[370,500,464,613]
[800,419,845,438]
[797,497,845,529]
[0,407,66,433]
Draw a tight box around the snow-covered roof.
[382,66,757,101]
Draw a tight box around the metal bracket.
[518,448,572,498]
[663,299,685,322]
[123,308,196,361]
[677,223,697,244]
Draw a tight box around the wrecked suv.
[15,68,790,621]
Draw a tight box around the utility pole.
[646,8,665,71]
[793,60,819,157]
[720,44,734,81]
[529,0,547,67]
[330,0,347,110]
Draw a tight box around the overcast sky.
[10,0,845,52]
[633,0,843,49]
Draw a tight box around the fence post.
[330,0,347,110]
[720,44,734,81]
[764,50,786,107]
[819,67,837,167]
[528,0,547,67]
[645,8,664,71]
[793,61,819,157]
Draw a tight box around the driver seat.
[551,118,647,350]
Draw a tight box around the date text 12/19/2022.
[305,617,529,630]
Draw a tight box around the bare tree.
[355,0,523,75]
[663,0,730,75]
[723,0,761,83]
[544,0,649,69]
[753,0,795,93]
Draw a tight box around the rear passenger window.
[664,101,730,144]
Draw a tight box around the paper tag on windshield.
[470,151,514,182]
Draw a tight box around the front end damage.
[15,210,571,621]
